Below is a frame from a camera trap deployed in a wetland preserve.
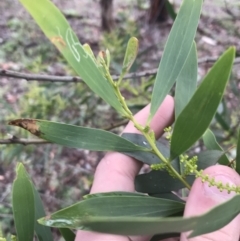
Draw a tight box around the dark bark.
[100,0,114,32]
[100,0,169,32]
[149,0,169,24]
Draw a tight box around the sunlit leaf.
[12,163,34,241]
[150,0,202,120]
[170,47,235,160]
[18,0,127,116]
[9,119,149,152]
[203,129,229,165]
[175,42,197,118]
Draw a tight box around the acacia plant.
[4,0,240,240]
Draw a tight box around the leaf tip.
[15,162,25,177]
[16,162,24,171]
[38,215,51,225]
[9,119,41,136]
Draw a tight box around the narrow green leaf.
[12,163,35,241]
[14,163,53,241]
[165,0,177,20]
[215,112,230,131]
[38,194,184,228]
[32,182,53,241]
[196,150,224,170]
[236,129,240,174]
[175,42,197,118]
[59,228,75,241]
[150,0,202,120]
[203,129,229,165]
[121,37,138,77]
[9,119,149,152]
[18,0,127,116]
[38,195,240,238]
[135,171,195,194]
[170,47,235,160]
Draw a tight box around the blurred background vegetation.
[0,0,240,239]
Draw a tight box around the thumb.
[180,165,240,241]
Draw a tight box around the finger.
[124,95,174,137]
[91,95,174,193]
[75,96,174,241]
[181,165,240,241]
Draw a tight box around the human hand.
[75,95,240,241]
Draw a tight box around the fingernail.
[203,174,237,201]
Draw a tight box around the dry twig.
[1,56,240,146]
[1,57,239,83]
[0,138,49,145]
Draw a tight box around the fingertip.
[181,165,240,240]
[202,165,240,201]
[186,165,240,211]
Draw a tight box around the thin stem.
[129,116,191,190]
[2,56,239,83]
[180,162,188,197]
[114,85,132,117]
[117,72,124,86]
[100,59,133,118]
[112,75,192,189]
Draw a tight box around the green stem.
[117,73,124,86]
[99,58,133,118]
[180,162,188,197]
[129,116,191,190]
[106,67,191,190]
[114,85,132,117]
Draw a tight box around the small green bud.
[83,43,96,62]
[122,37,139,75]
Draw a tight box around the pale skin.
[75,95,240,241]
